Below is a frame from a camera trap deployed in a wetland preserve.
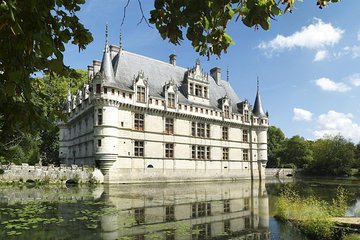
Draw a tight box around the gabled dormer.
[219,95,231,119]
[185,59,210,105]
[163,79,178,110]
[133,71,149,104]
[238,100,250,123]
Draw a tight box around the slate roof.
[96,43,258,113]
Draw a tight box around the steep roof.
[252,81,266,117]
[101,47,242,112]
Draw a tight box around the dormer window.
[168,93,175,108]
[189,83,194,95]
[195,84,202,97]
[244,110,249,122]
[224,105,230,118]
[137,86,145,103]
[204,87,208,98]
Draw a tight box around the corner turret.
[100,25,115,83]
[252,79,266,118]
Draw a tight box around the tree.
[309,135,355,176]
[0,0,93,148]
[149,0,340,58]
[267,126,285,168]
[280,135,313,168]
[0,70,88,165]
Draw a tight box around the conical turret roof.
[100,25,115,83]
[252,80,266,118]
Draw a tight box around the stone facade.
[58,31,269,183]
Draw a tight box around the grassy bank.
[275,186,350,239]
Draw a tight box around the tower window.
[97,109,103,125]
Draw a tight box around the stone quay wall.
[0,163,104,184]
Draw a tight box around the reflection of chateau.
[100,181,270,240]
[58,29,269,183]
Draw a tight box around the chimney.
[169,54,176,66]
[93,60,101,75]
[110,45,120,60]
[210,67,221,85]
[87,65,94,81]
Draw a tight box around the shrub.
[275,186,348,239]
[0,169,4,175]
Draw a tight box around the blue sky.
[64,0,360,142]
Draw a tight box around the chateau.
[58,31,269,183]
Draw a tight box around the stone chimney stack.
[169,54,176,66]
[210,67,221,85]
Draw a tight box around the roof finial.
[119,30,123,49]
[105,23,109,46]
[257,76,259,92]
[226,66,229,82]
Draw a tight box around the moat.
[1,178,359,239]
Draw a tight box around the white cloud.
[349,73,360,87]
[315,77,351,92]
[351,45,360,58]
[337,45,360,58]
[314,110,360,142]
[258,19,344,52]
[313,50,329,61]
[357,31,360,41]
[293,108,313,122]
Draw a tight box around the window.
[206,124,210,138]
[122,92,126,98]
[165,143,174,158]
[104,87,107,94]
[192,224,211,240]
[134,113,144,131]
[206,146,211,160]
[204,87,208,98]
[197,122,205,137]
[192,202,211,218]
[191,122,196,136]
[222,126,228,140]
[195,84,202,97]
[244,197,250,210]
[149,98,152,104]
[192,146,196,159]
[224,220,231,233]
[137,86,145,102]
[97,139,102,147]
[134,141,144,157]
[224,200,230,213]
[168,93,175,108]
[97,109,103,125]
[223,148,229,160]
[197,146,205,159]
[134,208,145,225]
[224,105,229,118]
[96,84,101,94]
[155,99,159,105]
[111,89,115,95]
[189,83,194,95]
[165,118,174,134]
[243,129,248,142]
[165,205,175,222]
[129,94,132,99]
[244,110,249,122]
[243,149,249,161]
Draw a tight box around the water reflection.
[0,181,270,239]
[100,181,270,240]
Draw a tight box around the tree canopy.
[149,0,340,58]
[0,0,92,146]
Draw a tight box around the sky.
[64,0,360,143]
